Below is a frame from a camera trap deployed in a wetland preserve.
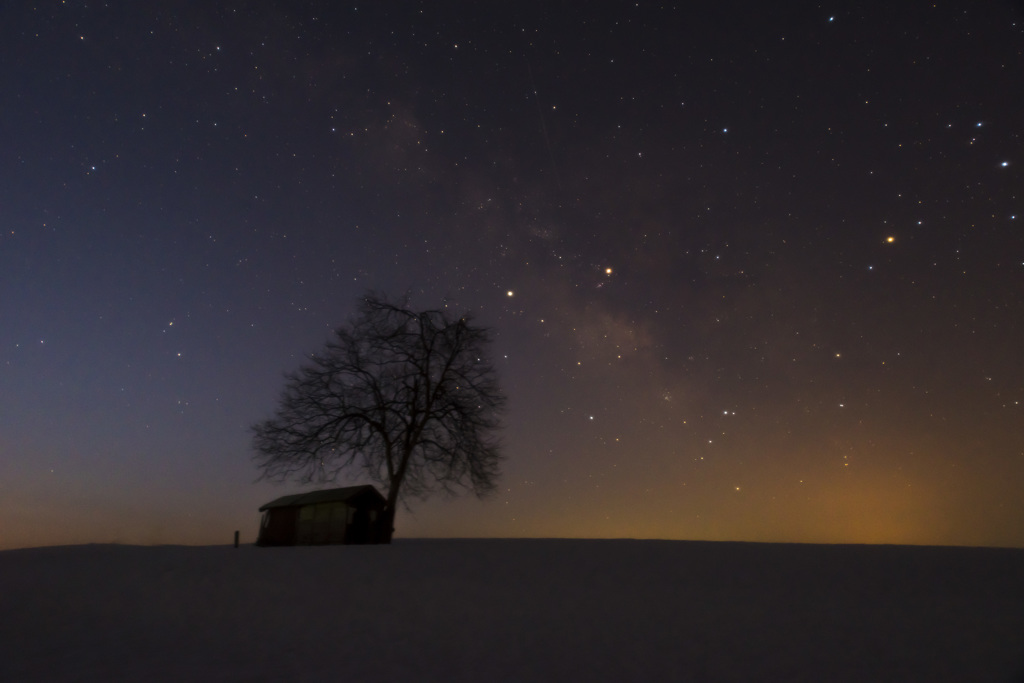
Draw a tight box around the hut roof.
[258,485,384,511]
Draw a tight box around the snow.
[2,539,1023,682]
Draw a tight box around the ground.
[2,539,1023,682]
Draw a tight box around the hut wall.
[297,502,351,544]
[257,507,299,546]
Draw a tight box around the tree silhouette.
[251,294,506,542]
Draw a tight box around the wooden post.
[234,530,240,548]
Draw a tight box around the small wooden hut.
[256,485,388,546]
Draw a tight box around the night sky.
[3,2,1022,550]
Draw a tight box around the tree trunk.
[381,457,408,544]
[379,504,396,544]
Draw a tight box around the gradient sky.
[2,1,1022,550]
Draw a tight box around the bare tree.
[251,294,506,542]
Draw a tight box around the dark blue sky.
[2,1,1022,549]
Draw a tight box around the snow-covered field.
[2,539,1022,682]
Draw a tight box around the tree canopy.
[251,295,506,541]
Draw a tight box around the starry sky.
[2,1,1022,550]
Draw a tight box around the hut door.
[348,507,370,544]
[328,504,348,544]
